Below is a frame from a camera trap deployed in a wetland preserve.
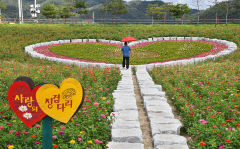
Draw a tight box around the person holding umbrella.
[121,36,136,69]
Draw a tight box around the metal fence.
[1,18,240,25]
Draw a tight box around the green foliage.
[57,3,75,18]
[169,4,191,18]
[102,0,128,16]
[146,4,165,20]
[199,0,240,19]
[0,1,6,10]
[41,3,57,19]
[75,0,88,15]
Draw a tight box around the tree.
[192,0,205,24]
[75,0,88,16]
[105,0,128,17]
[41,3,57,19]
[169,4,191,24]
[159,2,173,23]
[100,0,111,19]
[0,1,7,24]
[208,0,220,27]
[222,0,234,25]
[146,4,165,24]
[57,3,75,19]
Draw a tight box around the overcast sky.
[124,0,228,10]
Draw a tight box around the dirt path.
[132,74,154,149]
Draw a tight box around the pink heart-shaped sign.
[8,81,46,127]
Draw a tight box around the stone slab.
[112,128,143,143]
[114,101,137,111]
[72,39,82,43]
[112,119,140,129]
[143,96,167,102]
[147,111,174,119]
[146,105,172,114]
[153,134,187,147]
[107,142,144,149]
[156,144,189,149]
[89,39,96,42]
[141,88,165,97]
[144,100,169,107]
[151,123,182,136]
[155,85,162,91]
[150,118,181,125]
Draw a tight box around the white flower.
[18,105,28,112]
[23,113,32,119]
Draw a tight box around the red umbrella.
[121,36,136,42]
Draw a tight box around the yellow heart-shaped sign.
[36,78,84,123]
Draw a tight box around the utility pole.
[18,0,23,24]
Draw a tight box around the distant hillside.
[199,0,240,19]
[1,0,197,20]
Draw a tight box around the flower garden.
[0,24,239,148]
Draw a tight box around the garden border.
[24,37,238,69]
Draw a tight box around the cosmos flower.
[18,105,28,112]
[23,113,32,119]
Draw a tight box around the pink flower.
[34,125,40,128]
[219,146,225,149]
[60,126,66,129]
[78,138,82,142]
[76,124,80,126]
[200,119,208,124]
[22,131,29,134]
[35,141,40,144]
[106,101,110,104]
[100,114,106,119]
[14,132,20,136]
[0,126,4,130]
[95,139,103,144]
[52,136,57,139]
[93,102,99,106]
[58,131,65,135]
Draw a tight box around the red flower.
[53,144,58,148]
[235,124,240,127]
[190,112,194,116]
[222,123,226,126]
[225,139,231,143]
[200,141,206,146]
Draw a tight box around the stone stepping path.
[136,65,188,149]
[107,67,144,149]
[107,65,189,149]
